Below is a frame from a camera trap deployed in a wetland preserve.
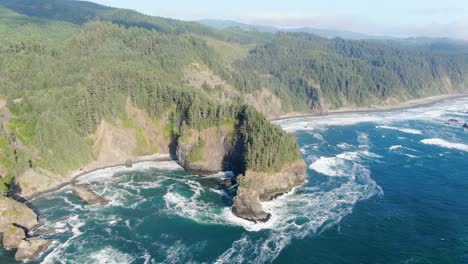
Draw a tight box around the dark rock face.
[2,224,25,249]
[0,198,38,233]
[232,160,307,222]
[218,178,234,189]
[125,159,133,168]
[15,237,52,262]
[232,188,270,222]
[176,125,238,174]
[71,184,109,205]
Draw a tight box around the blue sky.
[92,0,468,39]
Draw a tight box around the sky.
[91,0,468,40]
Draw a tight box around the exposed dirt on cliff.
[244,88,284,118]
[184,63,285,118]
[125,102,171,155]
[185,63,239,103]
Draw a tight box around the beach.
[271,93,468,121]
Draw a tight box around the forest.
[0,0,467,195]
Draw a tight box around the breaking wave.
[275,97,468,132]
[421,138,468,152]
[377,125,422,135]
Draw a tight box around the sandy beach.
[271,93,468,121]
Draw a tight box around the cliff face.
[232,160,307,222]
[176,125,238,174]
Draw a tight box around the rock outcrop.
[232,160,307,221]
[0,197,38,232]
[71,184,109,205]
[15,237,52,262]
[2,224,25,249]
[231,188,270,222]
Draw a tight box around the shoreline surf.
[271,93,468,121]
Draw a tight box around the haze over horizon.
[90,0,468,40]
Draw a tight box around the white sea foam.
[274,97,468,132]
[377,125,422,135]
[389,145,403,150]
[309,157,346,177]
[41,215,85,264]
[76,160,182,184]
[217,161,383,263]
[337,142,353,149]
[88,247,135,264]
[310,150,381,177]
[421,138,468,152]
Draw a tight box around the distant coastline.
[271,93,468,121]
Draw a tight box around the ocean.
[1,97,467,263]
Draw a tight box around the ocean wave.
[421,138,468,152]
[310,150,381,178]
[377,125,422,135]
[389,145,403,150]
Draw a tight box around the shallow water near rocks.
[1,97,467,263]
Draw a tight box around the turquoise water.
[1,97,467,263]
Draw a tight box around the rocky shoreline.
[0,138,306,261]
[231,160,307,222]
[0,156,174,261]
[0,197,52,261]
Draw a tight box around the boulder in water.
[218,178,234,189]
[15,237,51,262]
[71,184,109,205]
[125,159,133,168]
[2,224,25,249]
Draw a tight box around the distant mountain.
[197,19,390,40]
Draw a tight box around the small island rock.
[125,159,133,168]
[71,184,109,205]
[232,188,270,222]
